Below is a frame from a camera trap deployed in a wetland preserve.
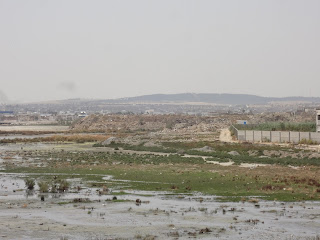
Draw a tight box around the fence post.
[231,125,239,140]
[270,131,272,142]
[299,132,300,143]
[309,132,311,142]
[245,130,246,141]
[289,131,290,142]
[279,132,281,143]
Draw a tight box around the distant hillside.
[104,93,320,105]
[25,93,320,106]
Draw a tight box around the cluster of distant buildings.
[0,111,88,126]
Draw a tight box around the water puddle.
[0,172,319,239]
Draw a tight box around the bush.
[38,181,49,193]
[57,179,70,192]
[299,138,317,145]
[50,179,70,193]
[51,184,57,193]
[25,178,35,190]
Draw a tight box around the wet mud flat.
[1,135,320,239]
[0,174,320,240]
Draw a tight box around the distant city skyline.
[1,0,319,103]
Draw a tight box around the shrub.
[57,179,70,192]
[262,137,271,142]
[299,138,317,145]
[25,178,35,190]
[50,179,70,193]
[38,181,49,193]
[51,184,57,193]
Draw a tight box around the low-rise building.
[317,109,320,132]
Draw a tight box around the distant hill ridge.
[104,93,320,105]
[31,93,320,105]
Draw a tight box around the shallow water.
[0,172,319,239]
[0,141,320,239]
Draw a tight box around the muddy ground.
[0,173,320,240]
[0,127,320,239]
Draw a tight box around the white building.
[236,120,248,125]
[78,111,88,118]
[317,109,320,132]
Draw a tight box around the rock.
[136,199,141,206]
[228,151,240,156]
[101,137,118,146]
[194,146,215,152]
[248,150,258,156]
[177,149,186,155]
[199,227,212,234]
[143,141,161,147]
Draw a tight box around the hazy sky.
[0,0,319,103]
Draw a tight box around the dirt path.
[219,128,233,142]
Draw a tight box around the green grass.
[106,199,133,203]
[4,164,320,202]
[94,142,178,154]
[234,122,316,132]
[2,141,320,202]
[111,191,130,195]
[57,201,72,205]
[90,141,320,166]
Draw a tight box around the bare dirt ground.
[219,128,233,143]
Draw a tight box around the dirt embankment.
[70,114,234,133]
[71,112,315,132]
[245,112,315,124]
[219,128,234,142]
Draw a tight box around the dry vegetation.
[0,134,109,143]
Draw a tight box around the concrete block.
[261,131,271,142]
[271,131,280,143]
[246,130,254,142]
[290,132,300,143]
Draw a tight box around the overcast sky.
[0,0,319,103]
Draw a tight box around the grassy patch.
[234,122,316,132]
[5,162,320,201]
[2,142,320,202]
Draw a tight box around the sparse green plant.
[262,137,271,142]
[38,181,49,193]
[25,178,35,190]
[299,138,317,145]
[57,179,70,192]
[51,184,57,193]
[50,179,70,193]
[235,122,316,132]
